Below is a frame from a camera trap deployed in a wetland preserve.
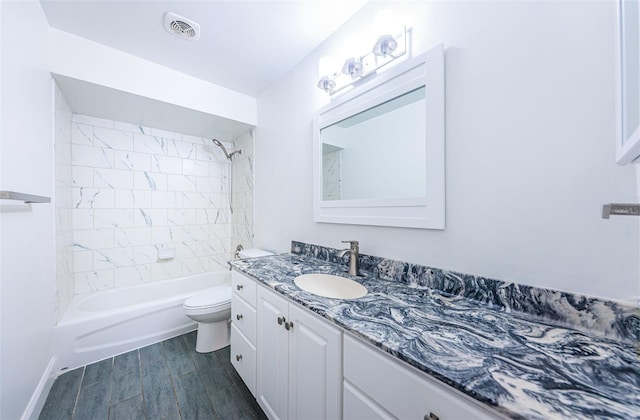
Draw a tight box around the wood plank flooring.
[39,331,266,420]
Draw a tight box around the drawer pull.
[236,284,244,290]
[236,314,243,320]
[425,413,439,420]
[285,321,294,331]
[236,354,242,361]
[277,316,285,325]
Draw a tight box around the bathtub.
[53,271,230,371]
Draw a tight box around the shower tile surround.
[230,241,640,418]
[64,114,253,294]
[231,131,254,250]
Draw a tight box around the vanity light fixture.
[316,15,407,96]
[317,76,337,93]
[373,34,398,57]
[342,58,364,78]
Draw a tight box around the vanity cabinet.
[231,269,503,420]
[230,270,258,396]
[256,286,342,420]
[343,334,502,420]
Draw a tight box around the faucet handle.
[341,240,359,251]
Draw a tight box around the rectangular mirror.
[616,0,640,164]
[313,45,445,229]
[321,87,426,201]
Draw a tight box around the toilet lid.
[183,285,231,309]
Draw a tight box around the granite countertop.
[231,253,640,419]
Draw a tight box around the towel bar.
[0,191,51,203]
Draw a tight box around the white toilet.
[183,248,272,353]
[183,285,232,353]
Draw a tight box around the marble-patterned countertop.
[231,253,640,419]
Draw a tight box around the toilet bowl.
[183,285,231,353]
[183,249,272,353]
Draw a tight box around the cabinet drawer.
[231,324,257,397]
[344,334,499,420]
[344,379,394,420]
[231,293,256,345]
[232,270,257,307]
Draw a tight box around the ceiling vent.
[164,12,200,41]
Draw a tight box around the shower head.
[211,138,242,160]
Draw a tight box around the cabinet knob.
[236,354,242,361]
[425,413,439,420]
[284,321,294,331]
[236,284,244,290]
[236,314,243,320]
[277,316,285,325]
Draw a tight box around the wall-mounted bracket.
[602,203,640,219]
[0,191,50,203]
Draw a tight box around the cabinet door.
[287,304,342,420]
[257,287,289,420]
[230,324,257,396]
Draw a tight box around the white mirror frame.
[313,44,445,229]
[616,0,640,164]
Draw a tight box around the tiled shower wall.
[231,131,254,251]
[322,150,341,200]
[68,114,250,294]
[54,83,74,318]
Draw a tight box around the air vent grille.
[164,12,200,41]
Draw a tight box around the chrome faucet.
[233,244,244,260]
[336,240,360,276]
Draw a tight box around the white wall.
[49,28,257,129]
[54,83,74,319]
[255,1,639,302]
[0,1,56,418]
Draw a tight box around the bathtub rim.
[59,270,231,325]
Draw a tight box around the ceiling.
[40,0,368,97]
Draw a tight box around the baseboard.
[22,356,57,420]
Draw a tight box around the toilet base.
[195,320,230,353]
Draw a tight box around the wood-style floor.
[39,331,266,420]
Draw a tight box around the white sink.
[294,273,367,299]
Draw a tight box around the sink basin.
[294,274,367,299]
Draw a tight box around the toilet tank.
[237,248,273,259]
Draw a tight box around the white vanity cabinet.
[256,286,342,420]
[230,269,503,420]
[230,270,258,396]
[343,334,503,420]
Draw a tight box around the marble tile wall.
[322,150,341,200]
[69,114,238,294]
[231,131,254,251]
[54,83,74,319]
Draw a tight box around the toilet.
[183,248,272,353]
[183,285,232,353]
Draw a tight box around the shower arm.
[211,138,242,214]
[211,138,241,160]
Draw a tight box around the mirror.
[321,87,426,201]
[313,44,445,229]
[616,0,640,163]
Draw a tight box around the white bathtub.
[53,271,230,371]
